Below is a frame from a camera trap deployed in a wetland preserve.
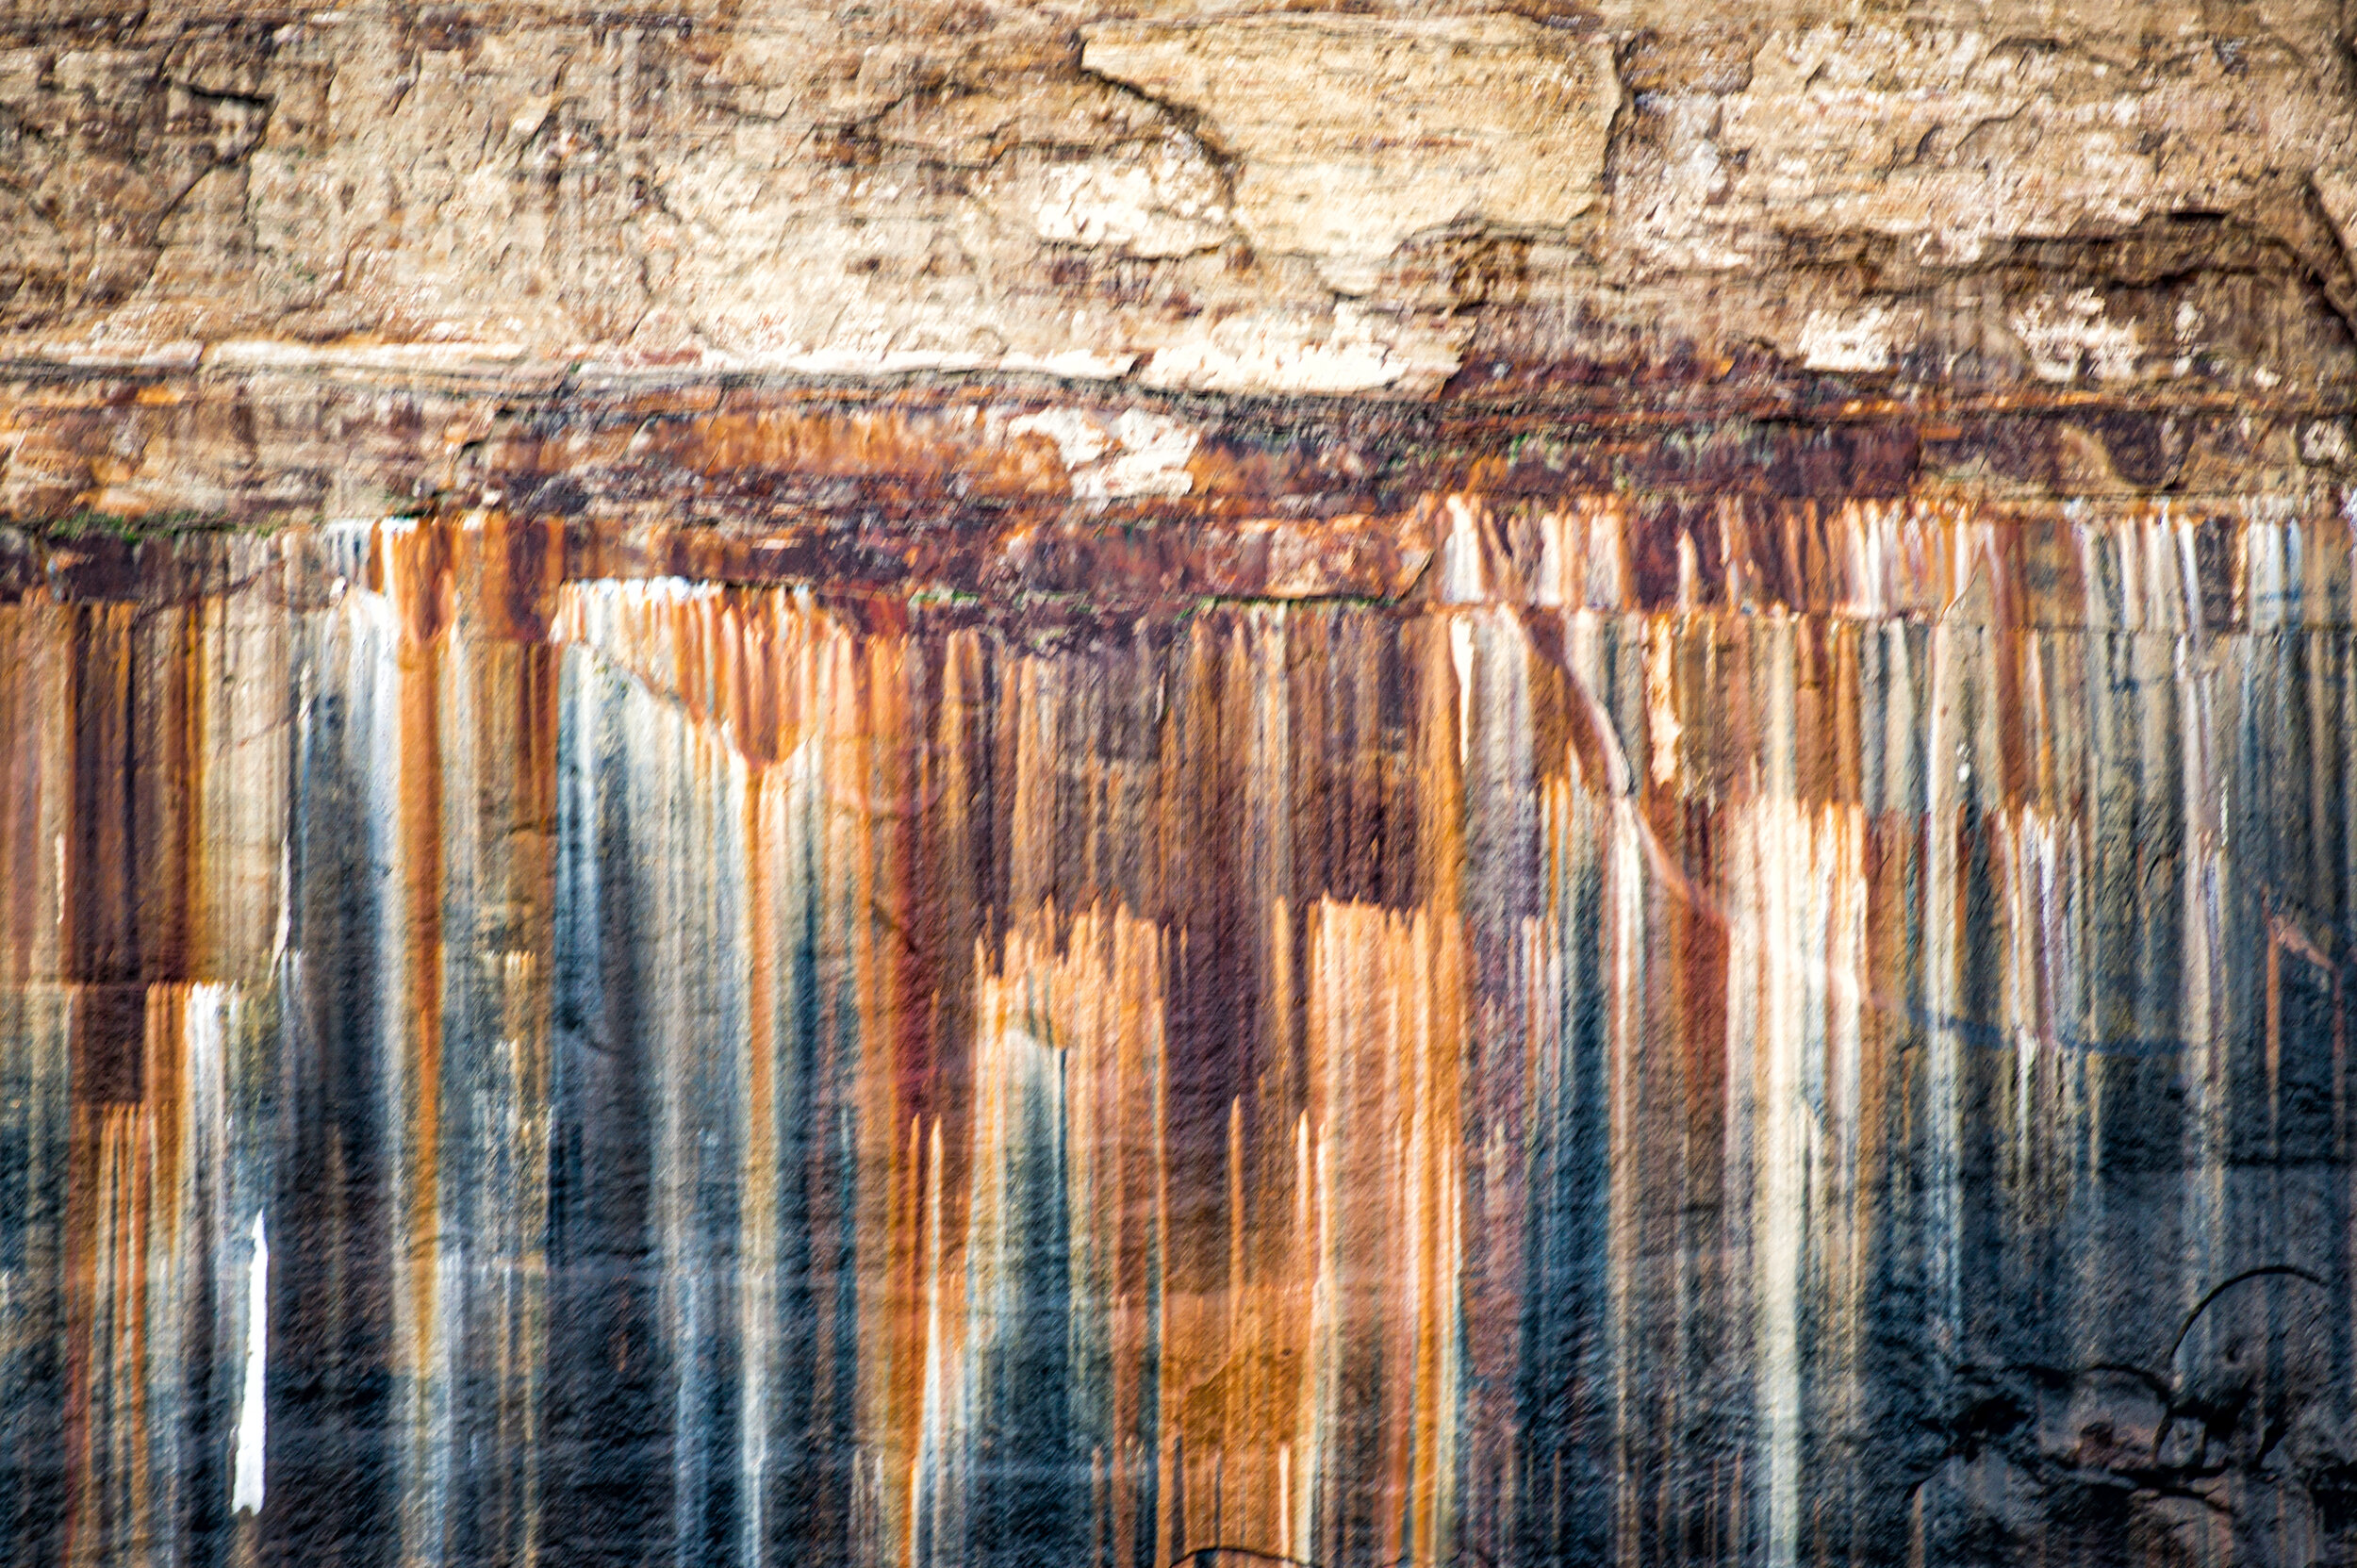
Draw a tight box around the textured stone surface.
[2,4,2356,1568]
[0,0,2349,401]
[11,493,2357,1568]
[1081,15,1619,292]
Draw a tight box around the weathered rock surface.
[2,5,2356,1568]
[0,0,2349,403]
[1081,15,1619,292]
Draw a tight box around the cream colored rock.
[1718,25,2349,263]
[1797,306,1902,373]
[0,0,2348,396]
[1008,406,1200,499]
[1081,15,1620,292]
[1615,95,1752,272]
[2316,169,2357,272]
[1013,137,1232,258]
[2011,289,2142,383]
[1140,302,1470,395]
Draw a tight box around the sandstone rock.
[1082,13,1620,293]
[0,1,2342,396]
[1140,299,1473,395]
[992,132,1231,258]
[5,6,2357,1568]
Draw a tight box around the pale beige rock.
[1140,302,1472,395]
[0,0,2349,402]
[2010,289,2144,384]
[997,136,1232,258]
[2316,169,2357,273]
[1082,14,1620,292]
[1007,406,1200,498]
[1796,306,1904,373]
[1717,24,2349,264]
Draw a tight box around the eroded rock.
[1083,13,1620,292]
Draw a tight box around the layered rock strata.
[2,3,2357,1568]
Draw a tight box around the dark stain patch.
[2081,411,2188,490]
[1923,416,2060,491]
[68,983,145,1103]
[1760,421,1920,498]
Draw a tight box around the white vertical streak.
[1451,619,1475,771]
[234,1213,269,1514]
[1441,497,1485,603]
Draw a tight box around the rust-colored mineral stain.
[5,470,2352,1568]
[388,521,450,1398]
[670,405,1070,504]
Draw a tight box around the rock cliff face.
[2,4,2356,1568]
[0,0,2353,401]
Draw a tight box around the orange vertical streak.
[385,522,451,1423]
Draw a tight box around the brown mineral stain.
[7,476,2355,1568]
